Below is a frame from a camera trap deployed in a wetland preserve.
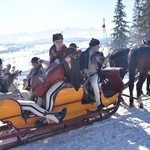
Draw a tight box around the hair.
[31,57,39,63]
[89,38,100,47]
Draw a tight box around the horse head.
[109,48,130,79]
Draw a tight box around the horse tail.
[128,49,137,89]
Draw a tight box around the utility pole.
[102,18,108,48]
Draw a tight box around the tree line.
[110,0,150,52]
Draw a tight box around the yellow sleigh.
[0,67,124,129]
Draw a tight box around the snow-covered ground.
[10,85,150,150]
[0,41,150,150]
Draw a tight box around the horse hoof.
[139,103,143,109]
[130,103,134,107]
[147,92,150,96]
[120,96,124,102]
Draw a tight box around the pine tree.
[131,0,150,45]
[130,0,143,45]
[142,0,150,41]
[110,0,130,52]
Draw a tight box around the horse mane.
[110,48,130,60]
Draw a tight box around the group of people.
[0,32,108,126]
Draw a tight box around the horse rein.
[109,55,127,67]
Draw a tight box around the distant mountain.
[0,27,111,44]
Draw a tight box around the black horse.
[109,48,130,79]
[128,45,150,108]
[109,47,150,108]
[146,74,150,95]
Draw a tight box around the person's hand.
[65,56,71,63]
[103,58,109,65]
[39,59,44,64]
[83,69,89,74]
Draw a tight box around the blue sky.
[0,0,134,35]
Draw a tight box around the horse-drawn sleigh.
[0,65,124,149]
[1,43,150,149]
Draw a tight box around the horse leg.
[129,82,134,107]
[136,74,147,108]
[146,75,150,95]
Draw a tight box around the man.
[69,43,78,51]
[26,57,44,87]
[40,33,81,125]
[79,38,107,111]
[0,59,29,100]
[23,57,44,100]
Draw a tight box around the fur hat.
[69,43,78,49]
[0,58,2,65]
[31,57,39,63]
[89,38,100,47]
[52,33,63,41]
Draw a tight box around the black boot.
[35,118,48,127]
[56,108,67,123]
[97,104,104,111]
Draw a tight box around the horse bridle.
[109,55,127,67]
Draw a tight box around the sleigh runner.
[0,67,124,149]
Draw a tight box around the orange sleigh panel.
[54,87,84,106]
[52,101,97,120]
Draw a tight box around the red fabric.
[56,45,67,57]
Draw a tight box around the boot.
[56,108,67,123]
[35,118,48,127]
[97,104,104,111]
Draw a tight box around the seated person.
[69,43,78,51]
[79,38,108,111]
[23,57,45,102]
[0,59,30,100]
[0,89,67,124]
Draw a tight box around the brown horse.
[128,45,150,108]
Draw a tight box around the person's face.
[53,39,63,50]
[93,45,100,52]
[32,62,39,68]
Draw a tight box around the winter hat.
[0,58,2,65]
[31,57,39,63]
[69,43,78,49]
[89,38,100,47]
[52,33,63,41]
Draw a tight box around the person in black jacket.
[79,38,108,111]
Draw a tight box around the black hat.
[0,58,2,65]
[52,33,63,41]
[89,38,100,47]
[31,57,39,63]
[69,43,78,49]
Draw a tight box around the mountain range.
[0,27,111,45]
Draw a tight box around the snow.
[0,41,150,150]
[10,89,150,150]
